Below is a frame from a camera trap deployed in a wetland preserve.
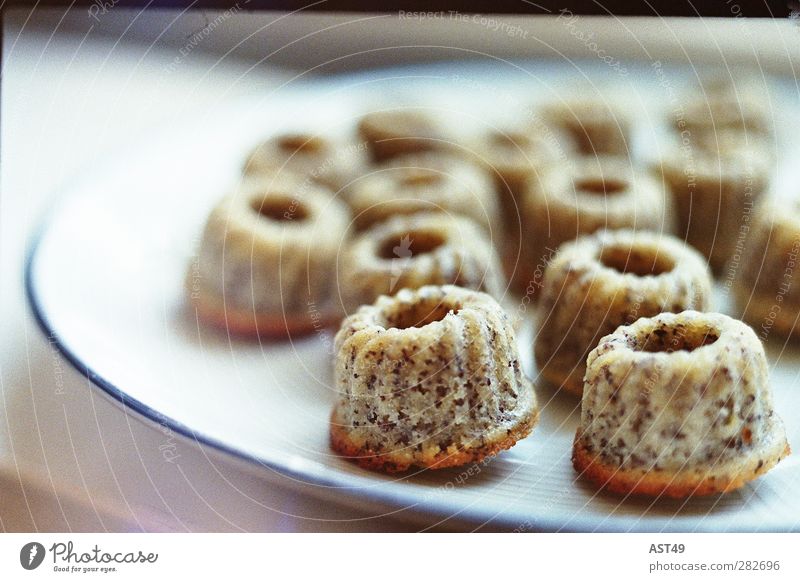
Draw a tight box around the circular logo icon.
[20,542,46,570]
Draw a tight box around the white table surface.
[2,9,799,532]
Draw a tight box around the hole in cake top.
[250,195,309,222]
[377,229,447,260]
[397,168,443,188]
[575,177,628,196]
[599,244,675,277]
[635,324,719,354]
[384,298,460,330]
[276,134,325,154]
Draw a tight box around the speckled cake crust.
[338,213,506,313]
[330,285,538,472]
[347,152,500,235]
[519,156,675,294]
[535,229,712,396]
[188,173,350,337]
[573,311,790,498]
[734,197,800,339]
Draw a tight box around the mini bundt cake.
[189,173,350,337]
[519,156,674,293]
[573,311,790,498]
[656,140,772,273]
[358,109,449,162]
[330,285,538,472]
[347,152,500,235]
[535,229,712,396]
[338,212,506,313]
[243,132,366,194]
[540,95,631,156]
[735,197,800,340]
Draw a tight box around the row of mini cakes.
[241,100,631,230]
[516,79,776,288]
[534,212,800,394]
[190,150,795,344]
[329,265,791,495]
[241,86,776,280]
[652,77,775,274]
[191,109,517,336]
[188,172,507,337]
[246,129,502,236]
[189,149,708,340]
[532,227,790,495]
[354,102,629,164]
[329,282,789,497]
[239,133,665,303]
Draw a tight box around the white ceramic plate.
[27,60,800,531]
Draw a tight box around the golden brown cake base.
[190,292,340,339]
[572,435,790,499]
[330,405,539,474]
